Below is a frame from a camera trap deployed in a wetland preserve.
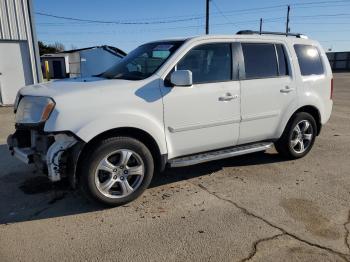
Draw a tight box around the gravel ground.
[0,73,349,262]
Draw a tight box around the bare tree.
[70,44,78,50]
[52,42,65,52]
[38,41,65,55]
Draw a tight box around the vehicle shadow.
[0,143,287,225]
[151,150,286,188]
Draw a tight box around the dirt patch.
[280,198,341,240]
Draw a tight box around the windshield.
[101,41,184,80]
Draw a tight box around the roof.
[41,53,68,58]
[148,32,316,45]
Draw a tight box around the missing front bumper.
[7,131,79,182]
[46,134,77,182]
[13,147,34,164]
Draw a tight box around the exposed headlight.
[15,96,55,124]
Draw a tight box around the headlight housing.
[15,96,55,124]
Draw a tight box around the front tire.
[80,137,154,206]
[275,112,317,159]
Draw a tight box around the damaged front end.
[7,129,83,185]
[7,95,84,187]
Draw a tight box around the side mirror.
[170,70,193,87]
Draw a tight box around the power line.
[35,11,202,25]
[37,14,350,36]
[206,0,350,15]
[35,0,350,48]
[36,12,350,32]
[37,17,287,36]
[293,13,350,18]
[212,0,234,25]
[293,21,350,24]
[35,0,350,26]
[291,0,350,5]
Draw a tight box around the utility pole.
[259,18,263,34]
[286,5,290,36]
[206,0,210,34]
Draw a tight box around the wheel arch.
[279,105,322,138]
[74,127,167,186]
[293,105,322,135]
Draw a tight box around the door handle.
[280,86,294,93]
[219,93,239,101]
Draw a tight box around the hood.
[19,77,136,99]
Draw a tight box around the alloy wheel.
[290,120,313,154]
[94,149,145,198]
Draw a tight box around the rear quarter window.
[276,44,289,76]
[294,44,324,76]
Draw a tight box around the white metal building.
[0,0,41,105]
[41,46,126,79]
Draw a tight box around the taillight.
[330,78,334,100]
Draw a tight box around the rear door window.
[241,43,278,79]
[294,44,324,76]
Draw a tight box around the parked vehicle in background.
[7,31,333,206]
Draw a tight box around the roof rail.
[236,30,308,39]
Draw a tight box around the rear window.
[294,44,324,76]
[242,43,278,79]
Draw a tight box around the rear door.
[238,42,297,144]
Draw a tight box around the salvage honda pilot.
[8,31,333,206]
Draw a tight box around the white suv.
[8,31,333,206]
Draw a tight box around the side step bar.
[168,142,273,168]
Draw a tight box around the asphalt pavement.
[0,73,349,262]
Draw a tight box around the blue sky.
[33,0,350,52]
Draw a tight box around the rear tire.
[80,136,154,206]
[275,112,317,159]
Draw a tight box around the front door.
[161,42,241,158]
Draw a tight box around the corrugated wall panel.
[0,3,3,38]
[0,0,11,39]
[7,0,17,39]
[16,0,27,39]
[0,0,28,40]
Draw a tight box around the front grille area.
[12,127,54,156]
[12,129,31,148]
